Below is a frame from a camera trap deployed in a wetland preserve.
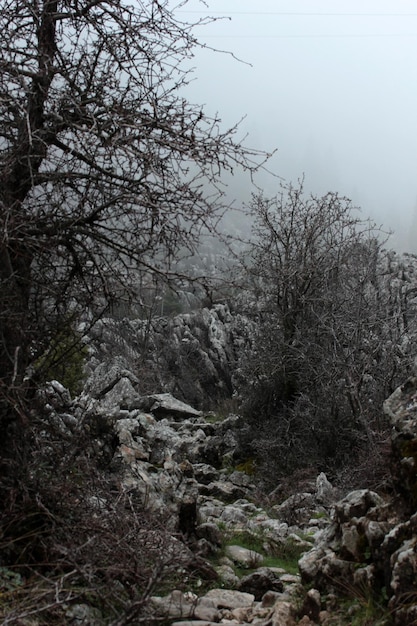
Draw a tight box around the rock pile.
[40,371,337,625]
[34,319,417,624]
[297,374,417,625]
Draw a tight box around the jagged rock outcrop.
[83,304,256,410]
[31,312,417,625]
[36,377,339,625]
[384,375,417,509]
[151,586,303,626]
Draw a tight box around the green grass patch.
[311,511,329,520]
[220,530,305,578]
[235,459,256,475]
[324,584,392,626]
[338,597,392,626]
[262,554,299,576]
[204,412,226,424]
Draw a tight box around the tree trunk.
[0,241,33,421]
[0,1,57,420]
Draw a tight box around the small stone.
[202,588,255,609]
[225,544,264,568]
[300,588,321,622]
[262,590,284,607]
[238,567,283,600]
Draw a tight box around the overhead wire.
[180,11,417,17]
[180,10,417,39]
[199,34,417,39]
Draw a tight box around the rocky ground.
[3,303,417,624]
[18,355,417,626]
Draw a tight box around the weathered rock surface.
[134,392,203,418]
[33,308,417,625]
[225,545,264,569]
[84,304,256,410]
[298,374,417,625]
[237,567,284,600]
[40,375,336,625]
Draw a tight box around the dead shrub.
[0,413,193,625]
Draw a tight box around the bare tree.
[0,0,267,420]
[237,181,406,481]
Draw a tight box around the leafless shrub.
[0,413,194,625]
[237,181,410,483]
[334,431,394,495]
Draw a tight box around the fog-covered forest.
[2,2,417,624]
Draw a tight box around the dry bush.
[334,431,394,495]
[237,182,409,485]
[0,414,193,625]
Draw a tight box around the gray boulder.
[201,588,255,610]
[237,567,284,600]
[134,392,203,419]
[225,545,264,569]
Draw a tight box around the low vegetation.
[236,182,413,486]
[220,529,311,578]
[0,418,192,625]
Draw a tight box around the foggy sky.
[178,0,417,252]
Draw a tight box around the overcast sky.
[177,0,417,252]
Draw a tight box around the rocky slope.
[7,353,417,625]
[5,278,417,624]
[27,376,336,626]
[83,303,256,410]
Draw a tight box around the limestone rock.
[220,504,249,526]
[225,545,264,568]
[196,522,222,547]
[353,564,375,591]
[389,535,417,618]
[271,492,316,525]
[150,590,194,619]
[194,604,219,622]
[193,463,220,485]
[85,305,256,410]
[237,567,284,600]
[333,489,384,524]
[228,470,253,489]
[135,392,203,418]
[170,623,221,626]
[173,622,244,626]
[250,517,289,542]
[384,377,417,509]
[215,564,240,588]
[200,480,247,502]
[201,588,255,609]
[42,379,72,408]
[262,590,285,607]
[84,356,139,399]
[299,588,321,622]
[316,472,336,505]
[298,545,355,589]
[269,600,297,626]
[151,589,220,622]
[64,603,103,624]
